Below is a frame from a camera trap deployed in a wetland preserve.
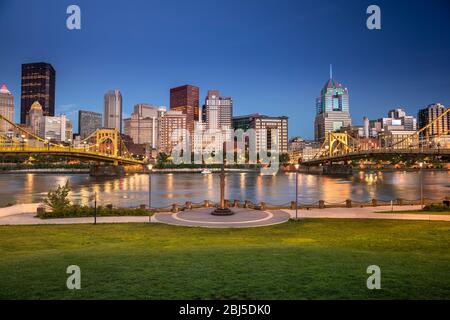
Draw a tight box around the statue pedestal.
[211,207,234,216]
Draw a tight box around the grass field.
[0,219,449,299]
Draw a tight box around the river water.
[1,171,449,208]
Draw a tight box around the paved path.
[154,208,290,228]
[1,205,449,226]
[281,205,450,222]
[0,203,41,218]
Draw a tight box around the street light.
[147,164,153,214]
[294,163,300,220]
[419,162,424,209]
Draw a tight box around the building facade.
[26,101,44,137]
[314,76,352,141]
[20,62,55,124]
[0,84,14,133]
[78,110,102,139]
[418,103,450,138]
[124,104,166,149]
[233,113,289,154]
[158,110,188,154]
[44,115,67,142]
[170,85,199,134]
[202,90,233,130]
[104,90,122,133]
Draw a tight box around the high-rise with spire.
[314,65,352,141]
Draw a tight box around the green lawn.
[0,220,449,300]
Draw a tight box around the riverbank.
[0,168,90,174]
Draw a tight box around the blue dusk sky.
[0,0,449,139]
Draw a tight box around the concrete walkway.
[281,205,450,222]
[1,204,449,226]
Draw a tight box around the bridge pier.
[90,165,125,176]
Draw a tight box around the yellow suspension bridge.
[0,114,144,166]
[304,108,450,165]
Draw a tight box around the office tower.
[233,113,289,154]
[387,108,417,131]
[314,67,351,141]
[418,103,450,137]
[43,114,67,142]
[104,90,122,132]
[124,104,166,148]
[65,120,73,143]
[20,62,55,124]
[170,85,199,134]
[78,110,102,139]
[363,117,370,138]
[26,101,44,137]
[203,90,233,130]
[158,110,187,153]
[0,84,14,133]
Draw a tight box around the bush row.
[38,204,152,219]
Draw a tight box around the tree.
[279,153,290,165]
[44,180,71,212]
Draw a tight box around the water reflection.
[0,171,449,208]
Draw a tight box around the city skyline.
[0,0,449,139]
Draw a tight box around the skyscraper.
[203,90,233,130]
[158,110,187,154]
[104,90,122,133]
[314,67,351,141]
[0,84,14,133]
[78,110,102,139]
[124,104,166,148]
[418,103,450,138]
[26,101,44,137]
[20,62,55,124]
[170,85,199,134]
[232,113,289,154]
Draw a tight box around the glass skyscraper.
[314,74,352,141]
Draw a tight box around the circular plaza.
[153,208,290,228]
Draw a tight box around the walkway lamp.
[147,164,153,211]
[294,163,300,220]
[419,162,424,209]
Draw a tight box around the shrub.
[37,204,152,219]
[423,204,450,212]
[43,181,71,212]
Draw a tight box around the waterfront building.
[202,90,232,130]
[158,110,188,154]
[232,113,289,154]
[418,103,450,138]
[104,90,122,133]
[20,62,55,124]
[383,129,418,149]
[314,70,352,141]
[65,120,73,143]
[0,84,14,133]
[170,85,199,134]
[26,101,45,137]
[43,114,67,142]
[78,110,102,139]
[124,104,166,149]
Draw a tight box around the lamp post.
[294,163,300,220]
[419,162,424,209]
[147,164,153,210]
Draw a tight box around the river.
[1,171,449,208]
